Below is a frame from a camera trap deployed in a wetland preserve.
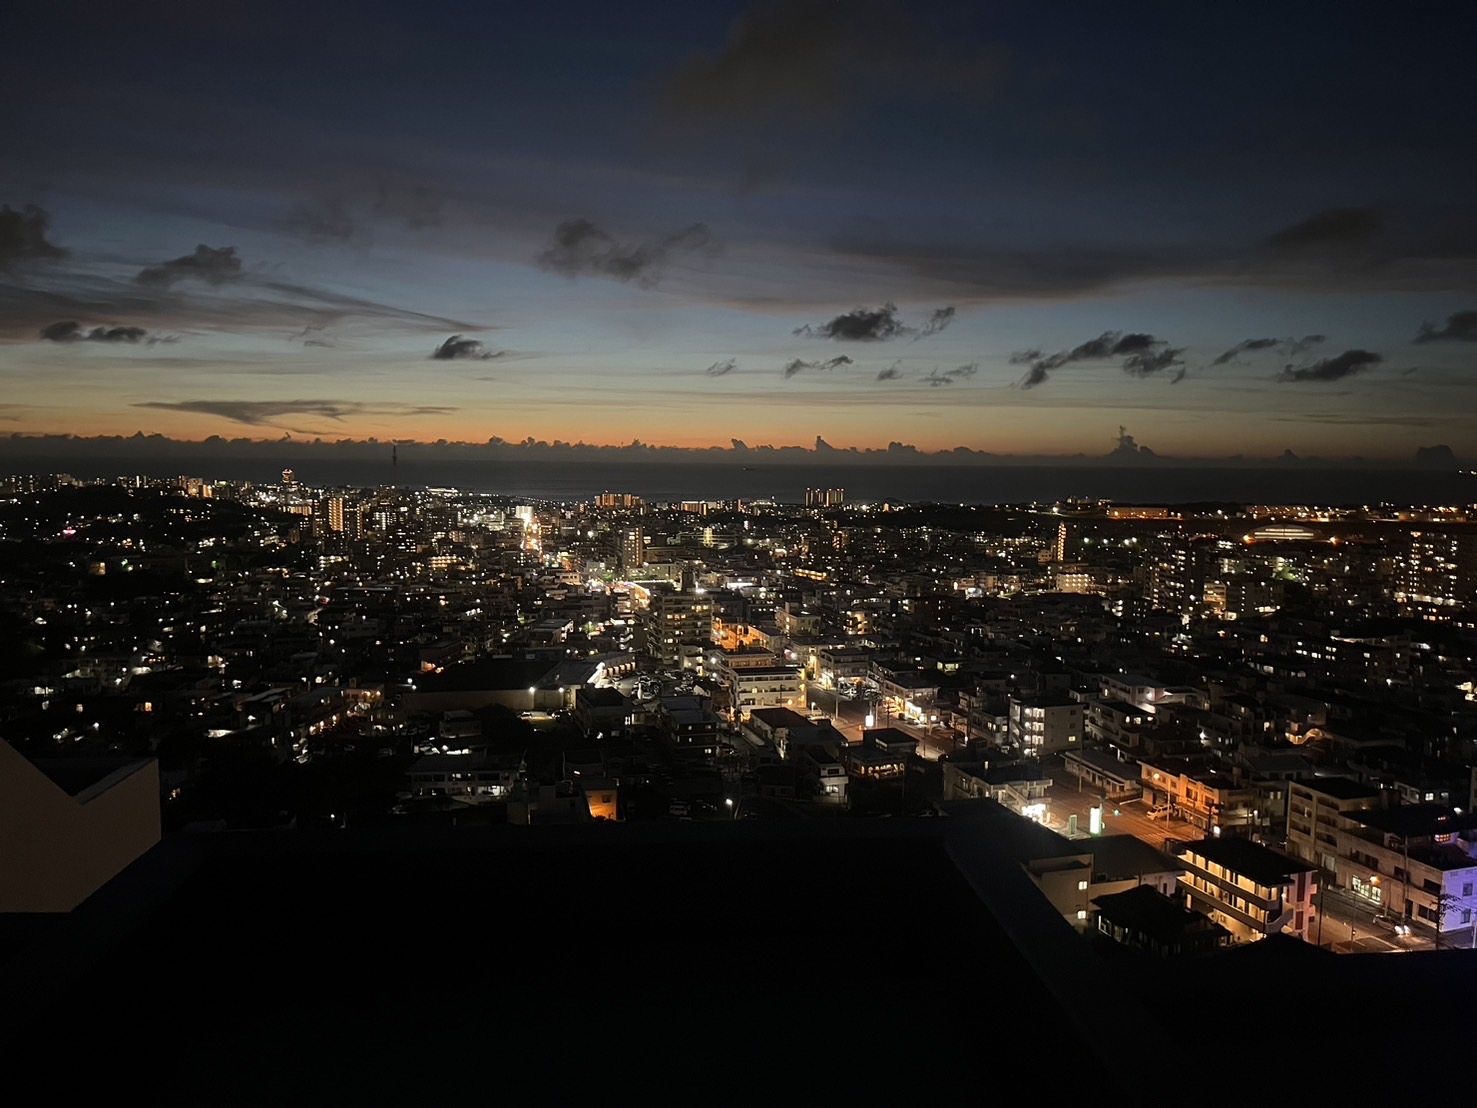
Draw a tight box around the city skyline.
[4,2,1477,460]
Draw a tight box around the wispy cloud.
[1265,207,1380,251]
[1012,332,1184,389]
[705,357,738,376]
[132,398,459,429]
[783,354,852,378]
[661,0,1001,127]
[920,362,978,387]
[1212,335,1324,365]
[914,305,955,339]
[286,178,444,245]
[537,218,716,287]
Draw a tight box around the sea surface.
[5,454,1472,506]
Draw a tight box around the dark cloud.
[783,354,852,378]
[286,194,359,244]
[1265,207,1381,251]
[1122,345,1186,380]
[828,203,1477,301]
[132,399,458,428]
[1211,335,1326,366]
[876,361,903,381]
[1109,426,1155,458]
[921,363,978,387]
[136,245,243,288]
[796,302,908,341]
[1415,309,1477,343]
[430,334,502,360]
[372,179,443,230]
[287,179,443,245]
[0,204,66,268]
[1280,349,1382,383]
[39,320,153,344]
[914,305,956,339]
[537,218,716,287]
[1415,444,1458,468]
[661,0,1001,126]
[1011,331,1182,389]
[705,358,738,377]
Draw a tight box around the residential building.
[1171,837,1319,943]
[1334,805,1477,935]
[941,760,1052,822]
[1092,885,1232,957]
[644,587,715,667]
[1008,694,1083,756]
[405,752,520,804]
[1284,776,1381,876]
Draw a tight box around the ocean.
[3,453,1472,506]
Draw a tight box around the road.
[804,682,972,759]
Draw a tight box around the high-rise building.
[620,527,645,570]
[805,488,845,508]
[644,587,715,666]
[1402,529,1477,609]
[596,492,643,509]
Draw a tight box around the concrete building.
[941,760,1052,822]
[1008,694,1083,756]
[1284,776,1381,876]
[1334,805,1477,936]
[1401,529,1477,609]
[644,587,715,667]
[405,752,520,804]
[1171,836,1319,943]
[1092,885,1232,957]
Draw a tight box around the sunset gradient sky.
[4,1,1477,461]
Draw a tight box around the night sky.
[4,1,1477,460]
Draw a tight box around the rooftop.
[1293,775,1381,802]
[1175,836,1313,886]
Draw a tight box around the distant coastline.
[2,452,1470,507]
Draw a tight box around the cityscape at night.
[4,0,1477,1099]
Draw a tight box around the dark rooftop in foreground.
[4,816,1476,1102]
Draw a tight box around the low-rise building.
[1008,694,1083,756]
[941,759,1052,822]
[1284,775,1381,876]
[405,751,520,804]
[1334,805,1477,936]
[1171,836,1318,943]
[1092,885,1232,957]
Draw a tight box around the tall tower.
[620,527,645,571]
[1055,522,1068,562]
